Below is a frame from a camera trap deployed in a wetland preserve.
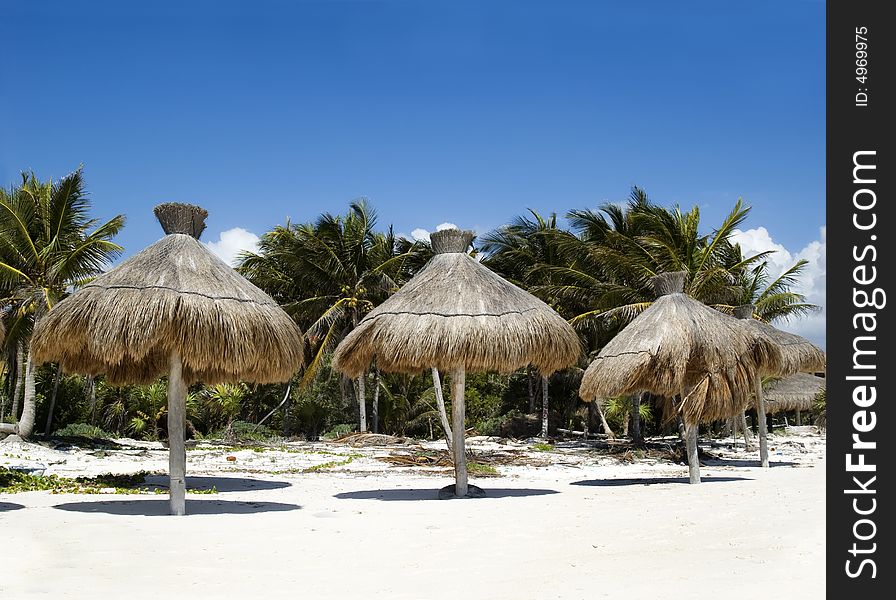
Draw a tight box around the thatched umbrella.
[733,304,825,467]
[332,228,580,498]
[579,271,780,484]
[763,372,825,415]
[31,203,304,515]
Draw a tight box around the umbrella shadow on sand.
[702,458,797,468]
[334,488,559,501]
[142,475,292,493]
[0,502,25,512]
[53,499,301,516]
[571,476,751,487]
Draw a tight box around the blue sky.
[1,0,826,344]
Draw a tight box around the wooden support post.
[796,410,802,426]
[686,422,700,484]
[540,375,549,438]
[451,367,467,497]
[754,374,769,468]
[167,352,187,515]
[431,367,452,452]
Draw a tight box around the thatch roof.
[762,372,825,414]
[332,228,581,377]
[732,305,826,376]
[579,272,781,424]
[31,203,304,385]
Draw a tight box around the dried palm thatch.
[30,203,304,515]
[762,372,825,414]
[579,271,780,425]
[332,229,581,378]
[732,305,826,376]
[333,227,580,498]
[732,304,825,467]
[31,204,304,385]
[580,271,782,484]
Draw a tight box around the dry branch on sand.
[333,433,414,447]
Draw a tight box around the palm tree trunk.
[595,401,615,439]
[431,367,452,451]
[167,352,187,516]
[11,342,23,420]
[0,360,8,422]
[15,346,38,438]
[340,374,352,411]
[356,374,367,432]
[631,392,644,446]
[451,367,467,497]
[86,375,97,425]
[527,367,535,413]
[44,364,64,435]
[740,411,753,450]
[282,384,292,437]
[371,370,380,434]
[351,309,367,433]
[540,375,549,437]
[0,380,5,425]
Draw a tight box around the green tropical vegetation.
[1,170,819,443]
[1,169,124,437]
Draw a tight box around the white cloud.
[731,226,826,349]
[205,227,260,267]
[411,228,431,242]
[410,222,459,243]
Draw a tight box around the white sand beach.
[1,431,825,600]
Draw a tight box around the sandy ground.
[1,430,825,599]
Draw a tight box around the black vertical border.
[827,0,893,595]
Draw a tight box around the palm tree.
[237,200,424,432]
[480,209,575,436]
[537,188,662,347]
[198,383,246,433]
[725,252,817,323]
[494,188,810,444]
[718,246,818,447]
[0,168,124,437]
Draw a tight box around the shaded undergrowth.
[0,468,217,495]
